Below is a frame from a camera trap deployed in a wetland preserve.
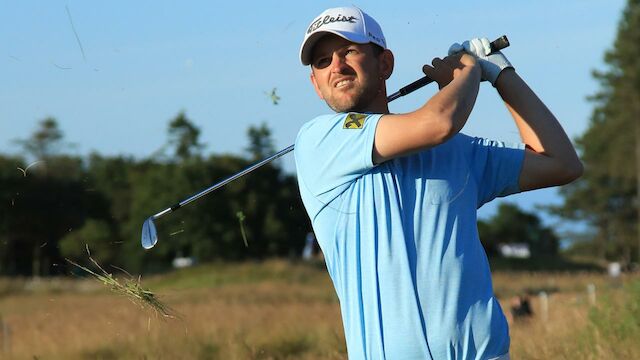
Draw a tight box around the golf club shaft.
[153,144,295,219]
[152,35,510,220]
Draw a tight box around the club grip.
[490,35,510,52]
[389,35,510,100]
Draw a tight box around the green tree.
[0,116,308,274]
[478,203,559,257]
[121,122,307,269]
[60,219,118,264]
[16,117,64,160]
[246,123,275,160]
[0,154,27,274]
[2,119,109,276]
[0,156,105,276]
[555,0,640,262]
[167,111,204,161]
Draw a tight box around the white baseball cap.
[300,6,387,66]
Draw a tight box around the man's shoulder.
[298,112,368,131]
[296,112,381,143]
[297,113,339,140]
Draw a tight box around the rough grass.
[66,257,175,318]
[0,259,638,359]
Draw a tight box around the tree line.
[0,114,309,276]
[0,113,563,276]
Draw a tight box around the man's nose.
[330,53,348,73]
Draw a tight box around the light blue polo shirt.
[294,112,525,360]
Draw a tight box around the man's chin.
[330,105,357,113]
[327,99,362,113]
[326,89,376,113]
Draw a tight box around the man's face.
[309,34,386,113]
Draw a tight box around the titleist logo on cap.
[307,14,358,34]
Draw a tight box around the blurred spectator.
[302,232,317,260]
[510,295,533,320]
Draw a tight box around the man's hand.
[422,53,478,89]
[372,53,480,164]
[449,37,513,86]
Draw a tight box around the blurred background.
[1,0,639,358]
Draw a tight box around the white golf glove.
[448,37,513,86]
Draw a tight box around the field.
[0,260,639,359]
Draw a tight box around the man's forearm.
[420,64,482,139]
[496,69,576,159]
[496,69,583,188]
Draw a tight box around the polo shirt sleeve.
[468,136,526,207]
[295,112,382,204]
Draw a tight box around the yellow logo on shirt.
[343,113,367,129]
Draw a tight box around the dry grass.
[66,257,175,319]
[0,260,638,359]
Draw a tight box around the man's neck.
[350,90,390,114]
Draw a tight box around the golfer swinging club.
[294,6,582,360]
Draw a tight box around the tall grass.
[580,280,640,359]
[0,260,638,359]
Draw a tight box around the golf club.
[141,35,510,250]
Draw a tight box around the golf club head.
[141,217,158,249]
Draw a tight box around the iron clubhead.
[141,217,158,249]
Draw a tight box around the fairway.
[0,260,638,359]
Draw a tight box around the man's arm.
[495,69,583,191]
[373,54,481,164]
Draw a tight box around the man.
[294,6,582,360]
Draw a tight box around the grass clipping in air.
[66,247,174,318]
[236,211,249,247]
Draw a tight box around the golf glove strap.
[448,37,513,86]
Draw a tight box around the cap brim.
[299,30,370,66]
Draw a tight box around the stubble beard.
[325,79,381,113]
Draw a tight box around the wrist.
[470,63,482,79]
[461,64,482,85]
[454,63,481,79]
[494,67,517,90]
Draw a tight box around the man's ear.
[310,71,324,99]
[379,49,394,80]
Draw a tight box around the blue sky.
[0,0,627,225]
